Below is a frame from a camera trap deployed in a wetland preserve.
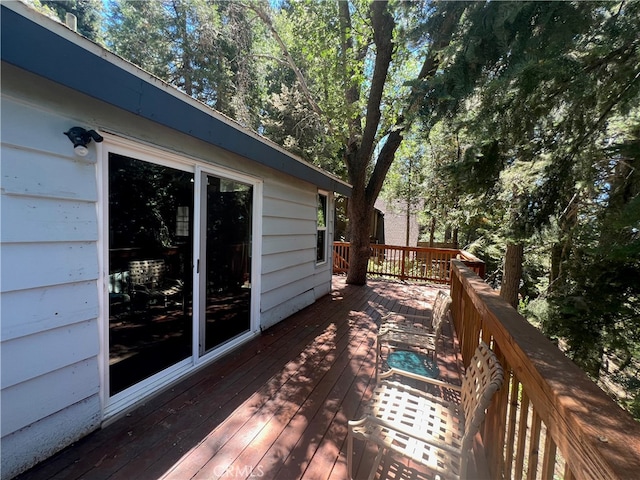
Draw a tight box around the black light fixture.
[64,127,103,156]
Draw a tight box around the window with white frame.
[316,192,328,263]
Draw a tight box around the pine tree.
[418,1,640,392]
[38,0,103,42]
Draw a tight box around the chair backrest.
[129,259,165,288]
[460,341,505,454]
[108,271,130,294]
[431,292,452,339]
[430,291,448,327]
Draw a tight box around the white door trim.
[98,133,262,421]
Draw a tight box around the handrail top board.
[451,259,640,480]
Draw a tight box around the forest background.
[30,0,640,419]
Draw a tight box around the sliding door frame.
[193,165,262,364]
[98,134,262,420]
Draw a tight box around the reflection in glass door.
[200,174,253,354]
[108,153,193,395]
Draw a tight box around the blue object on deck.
[387,350,439,378]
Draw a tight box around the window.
[317,192,328,263]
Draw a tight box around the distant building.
[374,198,420,247]
[333,196,385,244]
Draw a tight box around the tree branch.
[356,1,395,168]
[250,53,291,67]
[364,3,466,205]
[366,124,405,205]
[245,2,328,128]
[339,0,362,151]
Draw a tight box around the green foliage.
[380,124,428,226]
[257,0,349,169]
[31,0,103,42]
[413,1,640,413]
[105,1,172,79]
[104,0,266,129]
[544,121,640,377]
[258,0,429,176]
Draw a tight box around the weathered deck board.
[16,277,459,480]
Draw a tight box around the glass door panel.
[201,174,252,354]
[108,153,193,395]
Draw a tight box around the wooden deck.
[17,277,462,480]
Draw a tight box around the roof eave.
[0,3,352,197]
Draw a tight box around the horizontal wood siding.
[1,97,101,479]
[1,358,99,436]
[1,281,99,341]
[2,61,337,478]
[1,320,98,390]
[1,195,97,243]
[1,242,98,292]
[1,147,97,201]
[260,181,332,329]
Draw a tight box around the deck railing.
[450,259,640,479]
[332,241,485,283]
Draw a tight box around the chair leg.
[367,447,385,480]
[347,431,354,480]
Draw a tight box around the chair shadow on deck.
[16,277,456,480]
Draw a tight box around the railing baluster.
[541,426,557,480]
[527,410,542,480]
[514,391,530,480]
[504,375,521,480]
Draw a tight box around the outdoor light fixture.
[64,127,103,156]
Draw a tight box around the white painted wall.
[1,97,102,479]
[1,65,335,478]
[260,180,334,329]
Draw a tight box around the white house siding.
[1,63,338,477]
[1,97,102,479]
[260,180,333,330]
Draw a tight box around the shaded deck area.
[17,277,463,480]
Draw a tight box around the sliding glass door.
[108,153,194,395]
[200,173,253,354]
[106,151,256,400]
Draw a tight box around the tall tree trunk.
[346,187,373,284]
[405,203,411,247]
[444,225,452,243]
[405,180,411,247]
[549,242,563,292]
[315,0,464,285]
[500,243,523,308]
[344,1,396,285]
[429,216,436,246]
[342,2,463,285]
[172,1,193,97]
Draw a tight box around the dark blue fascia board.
[1,6,351,197]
